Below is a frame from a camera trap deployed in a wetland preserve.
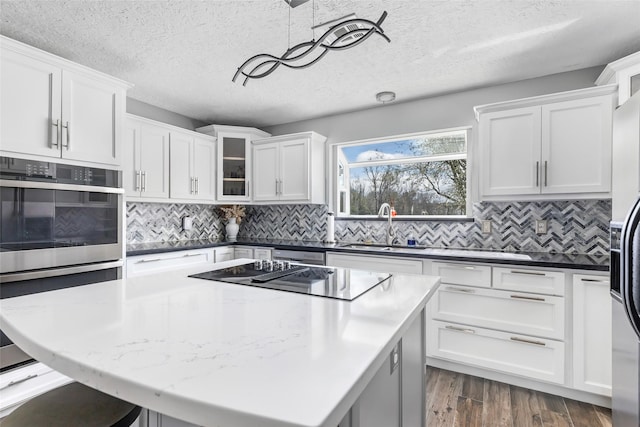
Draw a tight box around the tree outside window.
[339,129,468,217]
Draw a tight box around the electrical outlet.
[481,220,492,234]
[182,216,193,231]
[535,220,548,234]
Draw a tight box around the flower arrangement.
[219,204,246,224]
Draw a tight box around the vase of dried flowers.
[220,205,246,242]
[225,218,239,241]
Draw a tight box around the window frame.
[329,126,472,219]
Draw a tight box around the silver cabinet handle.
[581,278,607,283]
[0,374,38,391]
[445,325,476,334]
[536,161,539,187]
[135,253,203,264]
[141,171,147,192]
[190,177,194,194]
[51,119,60,148]
[195,177,199,195]
[247,180,250,198]
[510,294,546,302]
[544,160,548,186]
[510,336,546,346]
[445,286,476,293]
[135,171,141,192]
[509,270,545,276]
[62,121,70,149]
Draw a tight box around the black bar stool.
[0,382,142,427]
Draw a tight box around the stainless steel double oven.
[0,156,124,371]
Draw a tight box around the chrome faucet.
[377,203,396,245]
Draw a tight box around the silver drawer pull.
[463,266,475,270]
[136,258,163,264]
[445,325,476,334]
[136,253,203,264]
[0,374,38,390]
[510,336,546,346]
[581,278,607,283]
[509,270,546,276]
[510,294,546,302]
[446,286,476,293]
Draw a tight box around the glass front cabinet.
[196,124,271,201]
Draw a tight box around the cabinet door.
[122,119,141,196]
[139,123,170,199]
[253,142,279,201]
[573,274,612,396]
[280,138,310,201]
[234,247,253,259]
[541,96,612,194]
[0,49,61,158]
[217,133,251,201]
[61,70,123,165]
[480,107,541,197]
[169,132,195,200]
[193,137,215,200]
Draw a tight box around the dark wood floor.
[426,367,612,427]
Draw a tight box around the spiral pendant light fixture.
[232,2,390,86]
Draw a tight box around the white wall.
[127,98,206,130]
[262,66,604,142]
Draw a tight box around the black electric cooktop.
[189,262,391,301]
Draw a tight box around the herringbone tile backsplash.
[127,199,611,255]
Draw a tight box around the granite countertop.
[126,239,609,272]
[0,260,439,427]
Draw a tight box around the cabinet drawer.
[326,253,423,274]
[432,286,564,339]
[126,249,213,278]
[0,363,72,418]
[234,248,254,259]
[493,267,565,296]
[431,262,491,287]
[254,248,272,260]
[427,320,565,384]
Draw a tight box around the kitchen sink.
[338,244,533,260]
[338,244,428,254]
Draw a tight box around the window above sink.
[331,127,471,219]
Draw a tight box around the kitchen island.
[0,260,439,427]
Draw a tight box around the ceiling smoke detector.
[376,91,396,103]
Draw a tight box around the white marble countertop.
[0,260,439,427]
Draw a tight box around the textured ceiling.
[2,0,640,128]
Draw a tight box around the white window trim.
[329,126,472,219]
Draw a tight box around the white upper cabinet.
[169,131,215,201]
[252,132,327,203]
[541,96,612,194]
[123,115,170,199]
[196,125,271,202]
[479,106,541,196]
[475,85,616,200]
[596,50,640,106]
[0,36,131,167]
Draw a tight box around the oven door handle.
[0,261,123,283]
[0,179,124,194]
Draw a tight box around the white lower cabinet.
[214,246,234,263]
[326,253,423,274]
[432,285,565,340]
[428,319,565,384]
[233,246,273,260]
[126,249,214,278]
[0,363,72,419]
[431,262,492,287]
[572,274,612,396]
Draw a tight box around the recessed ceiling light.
[376,91,396,103]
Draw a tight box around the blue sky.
[341,140,415,163]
